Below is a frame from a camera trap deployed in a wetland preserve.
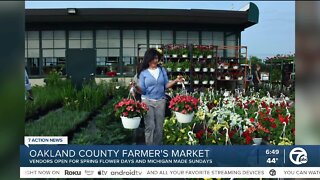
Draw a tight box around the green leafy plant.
[163,61,176,70]
[270,68,282,82]
[179,47,189,56]
[180,60,190,71]
[25,109,89,136]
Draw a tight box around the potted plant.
[225,72,231,80]
[209,75,215,85]
[202,64,208,72]
[233,64,239,69]
[203,46,212,58]
[181,60,190,72]
[192,46,202,58]
[209,63,216,72]
[194,63,201,72]
[237,71,244,80]
[194,75,200,84]
[115,98,149,129]
[184,75,190,85]
[270,68,282,83]
[202,75,209,85]
[164,61,175,72]
[168,46,179,58]
[223,63,229,69]
[179,46,189,58]
[169,95,199,123]
[176,63,182,72]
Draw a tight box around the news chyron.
[20,138,320,179]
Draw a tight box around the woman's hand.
[175,75,184,83]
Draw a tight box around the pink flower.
[122,112,129,117]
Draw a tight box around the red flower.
[245,135,252,144]
[270,103,274,108]
[261,101,268,108]
[269,118,275,123]
[250,118,255,123]
[278,114,289,124]
[195,129,204,139]
[271,123,277,129]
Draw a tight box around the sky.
[25,1,295,59]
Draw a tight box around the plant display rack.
[215,46,248,90]
[162,44,218,92]
[265,55,295,91]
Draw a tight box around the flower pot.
[167,68,172,72]
[184,81,189,85]
[225,76,231,80]
[175,111,194,123]
[121,116,141,129]
[209,80,215,85]
[177,82,182,85]
[253,138,262,145]
[194,68,201,72]
[217,76,221,80]
[202,81,208,85]
[198,55,203,58]
[193,55,197,58]
[202,68,208,72]
[164,54,170,58]
[176,68,182,72]
[185,68,190,72]
[207,55,212,59]
[182,54,188,58]
[210,68,215,72]
[172,54,178,58]
[233,66,239,69]
[238,76,243,80]
[223,66,229,69]
[194,80,199,84]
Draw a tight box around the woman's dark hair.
[137,48,160,78]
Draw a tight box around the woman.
[133,48,183,145]
[252,64,262,92]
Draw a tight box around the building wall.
[25,29,240,77]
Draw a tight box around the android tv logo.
[289,147,308,165]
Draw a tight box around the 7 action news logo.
[289,147,308,165]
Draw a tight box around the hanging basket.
[174,111,194,123]
[172,54,178,58]
[121,116,141,129]
[182,54,188,58]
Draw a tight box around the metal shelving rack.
[215,46,248,90]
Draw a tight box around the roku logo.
[65,170,81,175]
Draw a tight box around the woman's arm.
[166,79,179,89]
[166,75,183,89]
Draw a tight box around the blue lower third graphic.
[20,145,320,167]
